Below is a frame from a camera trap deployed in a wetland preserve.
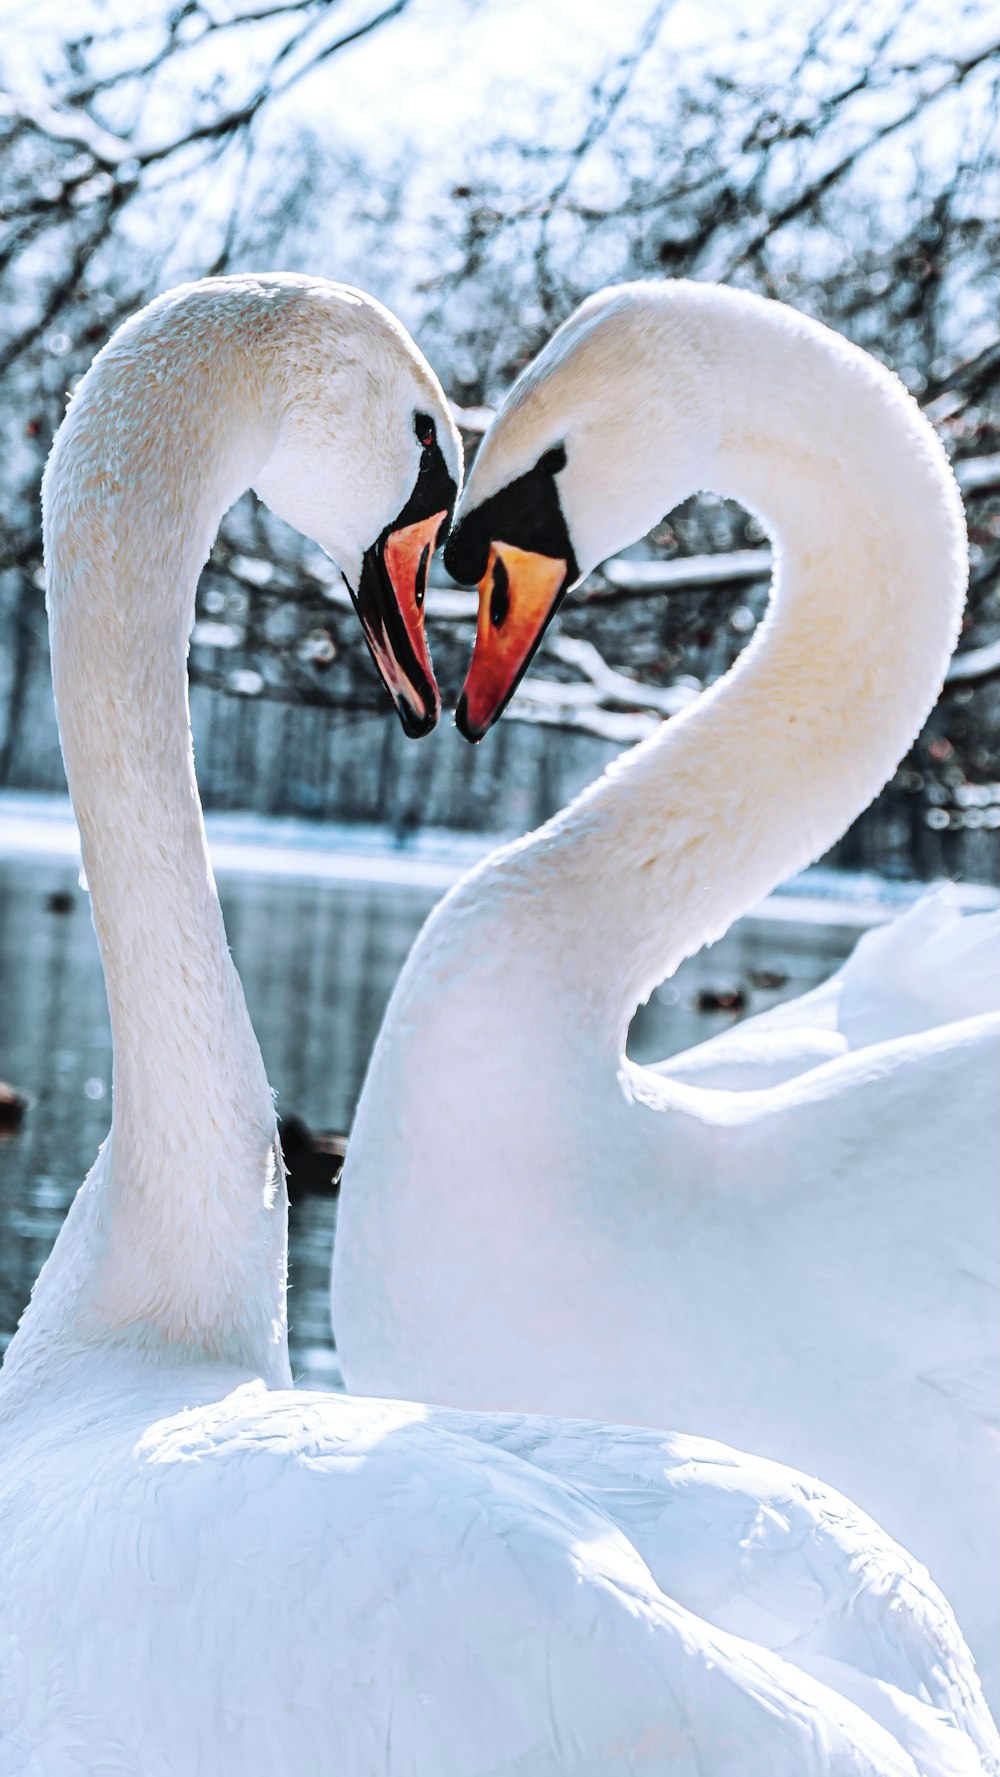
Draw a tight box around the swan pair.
[333,282,1000,1711]
[1,272,996,1774]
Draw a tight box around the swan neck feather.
[5,283,296,1388]
[509,287,967,1036]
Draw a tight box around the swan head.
[445,282,709,739]
[252,280,462,737]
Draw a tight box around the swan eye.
[415,412,436,452]
[489,554,510,628]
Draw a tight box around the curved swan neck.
[6,291,290,1388]
[513,291,967,1039]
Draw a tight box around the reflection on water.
[0,847,443,1388]
[0,829,880,1389]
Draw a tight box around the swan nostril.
[415,543,430,610]
[489,555,510,629]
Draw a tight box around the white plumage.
[662,888,999,1089]
[333,282,1000,1711]
[2,274,996,1774]
[5,1365,1000,1774]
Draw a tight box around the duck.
[8,271,999,1774]
[279,1113,348,1199]
[0,1082,28,1133]
[6,271,1000,1777]
[332,280,1000,1711]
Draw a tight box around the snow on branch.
[955,454,1000,496]
[0,92,132,167]
[946,638,1000,684]
[508,634,698,739]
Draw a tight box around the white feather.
[334,282,1000,1714]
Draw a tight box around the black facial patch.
[346,414,457,738]
[443,444,579,588]
[391,414,458,537]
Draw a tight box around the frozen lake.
[2,795,983,1389]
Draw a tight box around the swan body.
[333,283,1000,1707]
[6,1364,1000,1776]
[6,274,997,1772]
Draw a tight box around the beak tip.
[397,698,440,740]
[454,691,487,744]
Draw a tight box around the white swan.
[6,273,997,1773]
[332,281,1000,1710]
[1,273,1000,1777]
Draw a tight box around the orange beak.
[455,541,568,741]
[353,509,447,737]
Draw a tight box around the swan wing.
[1,1378,934,1777]
[624,1012,1000,1696]
[433,1409,998,1769]
[653,894,1000,1091]
[833,892,1000,1047]
[655,1023,849,1089]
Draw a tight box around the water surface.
[0,811,912,1388]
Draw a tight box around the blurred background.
[1,0,998,1379]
